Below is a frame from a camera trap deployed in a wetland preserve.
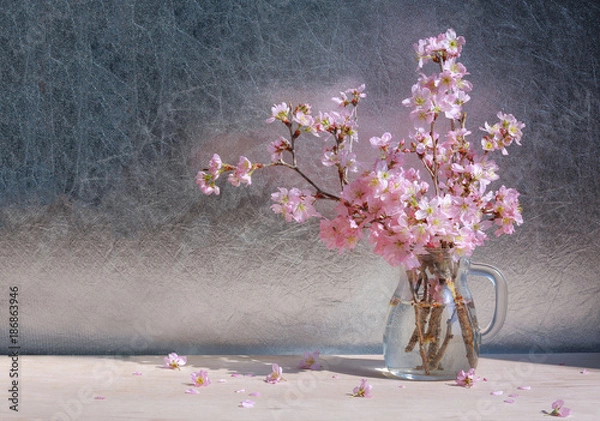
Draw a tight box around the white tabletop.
[2,353,598,420]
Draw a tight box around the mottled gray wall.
[0,1,598,355]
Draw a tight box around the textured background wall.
[0,0,598,355]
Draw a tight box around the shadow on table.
[113,354,392,379]
[105,352,600,381]
[318,355,392,379]
[186,355,390,379]
[481,352,600,369]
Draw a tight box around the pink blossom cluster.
[481,112,525,155]
[264,97,362,174]
[196,30,524,267]
[271,187,321,223]
[413,29,466,69]
[195,153,255,195]
[319,128,523,267]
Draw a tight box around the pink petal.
[332,374,339,379]
[509,393,519,398]
[240,400,255,408]
[517,386,531,390]
[490,390,503,396]
[218,379,227,383]
[398,385,406,389]
[248,391,261,397]
[235,389,246,393]
[231,373,242,378]
[132,372,143,376]
[581,369,588,374]
[94,396,106,400]
[504,399,515,404]
[560,407,572,417]
[185,388,200,395]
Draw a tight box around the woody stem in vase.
[405,252,477,374]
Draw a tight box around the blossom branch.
[262,161,341,201]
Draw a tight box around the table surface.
[2,353,598,421]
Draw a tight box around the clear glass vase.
[383,248,508,380]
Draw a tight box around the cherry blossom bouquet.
[196,29,524,270]
[197,29,524,375]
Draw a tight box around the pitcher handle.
[468,262,508,342]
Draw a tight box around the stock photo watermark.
[7,286,20,413]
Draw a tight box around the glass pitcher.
[383,248,508,380]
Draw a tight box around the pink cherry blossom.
[191,370,211,387]
[319,216,362,253]
[299,351,322,370]
[321,143,358,174]
[268,136,291,162]
[332,85,366,107]
[498,112,525,145]
[402,85,433,109]
[208,153,223,175]
[293,111,314,128]
[410,107,436,128]
[351,378,373,398]
[163,352,187,370]
[265,363,285,384]
[549,400,572,417]
[442,28,466,58]
[443,58,469,78]
[369,132,394,149]
[228,156,253,187]
[195,171,220,195]
[480,112,525,155]
[266,102,290,124]
[455,368,480,388]
[492,186,523,236]
[413,39,429,68]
